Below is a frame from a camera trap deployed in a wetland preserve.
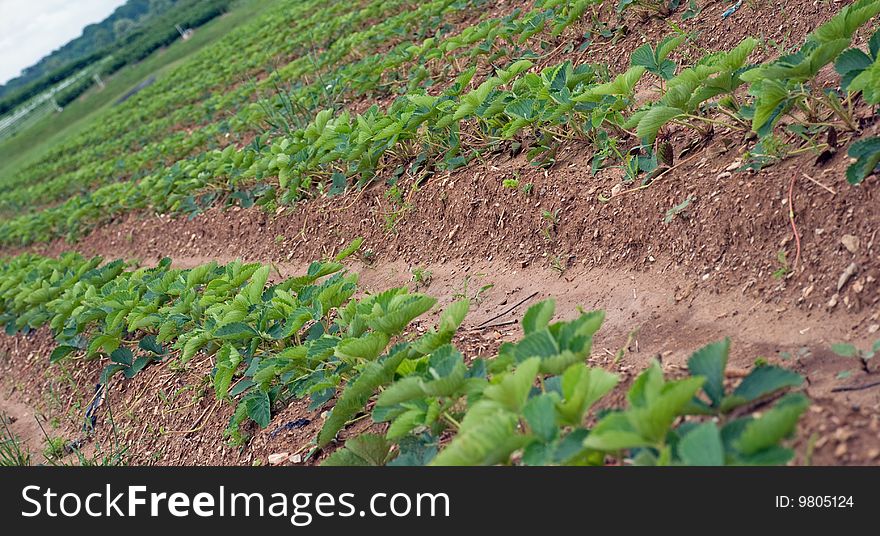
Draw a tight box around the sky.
[0,0,127,84]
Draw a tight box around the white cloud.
[0,0,127,84]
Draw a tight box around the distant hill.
[0,0,231,116]
[0,0,178,100]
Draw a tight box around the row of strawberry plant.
[2,2,878,247]
[0,0,472,215]
[0,249,807,464]
[0,0,597,217]
[0,0,609,242]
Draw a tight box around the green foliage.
[630,34,686,80]
[323,434,394,466]
[845,137,880,185]
[0,414,31,466]
[360,302,806,466]
[0,250,808,465]
[4,1,878,249]
[632,37,757,143]
[0,1,856,466]
[740,2,879,136]
[831,340,878,372]
[835,28,880,99]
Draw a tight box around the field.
[0,0,879,467]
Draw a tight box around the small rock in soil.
[827,293,839,309]
[837,263,858,292]
[268,453,290,466]
[840,234,860,254]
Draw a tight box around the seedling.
[771,250,791,279]
[43,437,66,460]
[0,414,30,466]
[831,340,880,373]
[410,267,433,289]
[382,185,414,233]
[663,195,693,223]
[452,275,494,304]
[549,255,566,274]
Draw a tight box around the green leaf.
[318,350,408,447]
[245,265,270,303]
[333,433,393,466]
[430,402,525,465]
[49,345,77,363]
[556,364,618,425]
[334,332,389,363]
[229,379,255,397]
[334,237,363,261]
[583,412,652,451]
[245,391,271,428]
[214,322,259,340]
[633,377,705,442]
[483,357,541,412]
[846,137,880,184]
[366,294,437,335]
[729,366,803,405]
[637,105,685,144]
[522,299,554,334]
[497,59,533,84]
[750,80,790,134]
[733,393,809,456]
[657,35,685,63]
[126,356,152,378]
[505,329,559,362]
[574,66,645,102]
[386,408,426,440]
[214,345,242,399]
[627,361,664,407]
[321,448,371,466]
[523,393,560,443]
[138,335,166,355]
[687,339,729,408]
[437,300,469,333]
[630,43,656,71]
[505,97,536,121]
[835,48,872,89]
[376,376,428,407]
[110,347,133,366]
[677,422,724,466]
[831,343,858,357]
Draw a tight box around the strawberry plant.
[617,0,681,17]
[831,340,880,373]
[845,135,880,184]
[739,0,880,136]
[630,37,757,144]
[630,34,687,81]
[0,250,810,465]
[835,26,880,103]
[319,301,807,466]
